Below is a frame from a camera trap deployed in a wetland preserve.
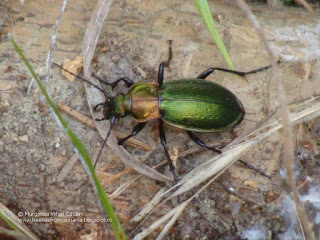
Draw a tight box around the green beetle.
[55,41,271,183]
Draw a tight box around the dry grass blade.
[295,0,315,15]
[109,176,141,199]
[130,187,167,223]
[0,202,39,240]
[0,226,28,240]
[98,167,133,184]
[132,201,189,240]
[27,0,66,95]
[56,153,79,182]
[229,1,315,239]
[81,0,113,75]
[155,201,188,240]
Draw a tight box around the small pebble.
[19,135,29,143]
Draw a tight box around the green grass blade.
[0,212,19,232]
[195,0,234,69]
[10,39,127,240]
[0,212,31,240]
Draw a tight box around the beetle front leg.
[187,130,271,178]
[197,65,273,79]
[118,122,147,145]
[159,119,179,183]
[92,73,134,89]
[110,77,134,89]
[157,40,173,86]
[186,131,221,154]
[93,116,116,168]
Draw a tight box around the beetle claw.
[94,102,104,111]
[208,146,222,154]
[111,83,117,90]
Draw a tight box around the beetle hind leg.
[196,64,274,80]
[186,131,271,178]
[186,131,221,154]
[159,119,179,184]
[238,160,271,179]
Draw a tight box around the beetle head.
[102,98,116,119]
[103,94,130,119]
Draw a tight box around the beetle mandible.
[55,40,272,183]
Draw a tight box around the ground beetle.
[55,41,272,183]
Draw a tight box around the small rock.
[39,164,45,171]
[19,135,28,143]
[243,180,257,189]
[27,129,33,136]
[61,56,83,82]
[3,101,10,107]
[21,118,28,123]
[10,133,18,141]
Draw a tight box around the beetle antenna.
[53,63,111,99]
[93,116,116,169]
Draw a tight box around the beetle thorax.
[128,82,160,122]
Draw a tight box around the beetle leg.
[95,117,107,121]
[186,131,222,154]
[157,64,165,86]
[92,73,134,89]
[238,160,271,179]
[187,130,271,178]
[118,122,147,145]
[197,64,273,79]
[94,102,104,111]
[157,40,173,86]
[159,119,179,183]
[110,77,134,89]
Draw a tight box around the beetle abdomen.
[159,79,245,132]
